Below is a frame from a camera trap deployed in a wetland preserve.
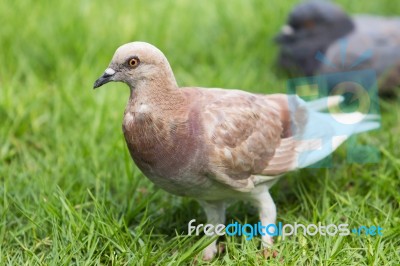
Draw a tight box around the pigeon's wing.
[353,16,400,75]
[199,89,285,191]
[355,16,400,94]
[323,16,400,94]
[197,91,380,192]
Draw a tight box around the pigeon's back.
[322,15,400,95]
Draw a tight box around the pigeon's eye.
[303,20,315,29]
[127,57,140,68]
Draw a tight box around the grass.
[0,0,399,265]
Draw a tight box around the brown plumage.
[93,42,379,260]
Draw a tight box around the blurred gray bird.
[94,42,379,260]
[275,1,400,97]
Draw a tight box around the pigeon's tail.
[292,96,380,169]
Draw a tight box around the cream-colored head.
[93,42,177,89]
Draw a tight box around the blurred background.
[0,0,399,264]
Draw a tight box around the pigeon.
[93,42,380,260]
[275,1,400,98]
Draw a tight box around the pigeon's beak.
[93,68,116,89]
[274,25,294,43]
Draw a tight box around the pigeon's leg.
[197,200,226,261]
[250,186,277,257]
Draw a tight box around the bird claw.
[201,242,226,261]
[202,244,218,261]
[263,249,278,259]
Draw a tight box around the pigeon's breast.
[122,109,211,196]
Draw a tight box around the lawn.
[0,0,399,265]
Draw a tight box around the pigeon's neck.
[331,17,355,40]
[128,75,187,114]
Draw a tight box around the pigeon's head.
[276,1,354,43]
[94,42,176,89]
[274,1,355,75]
